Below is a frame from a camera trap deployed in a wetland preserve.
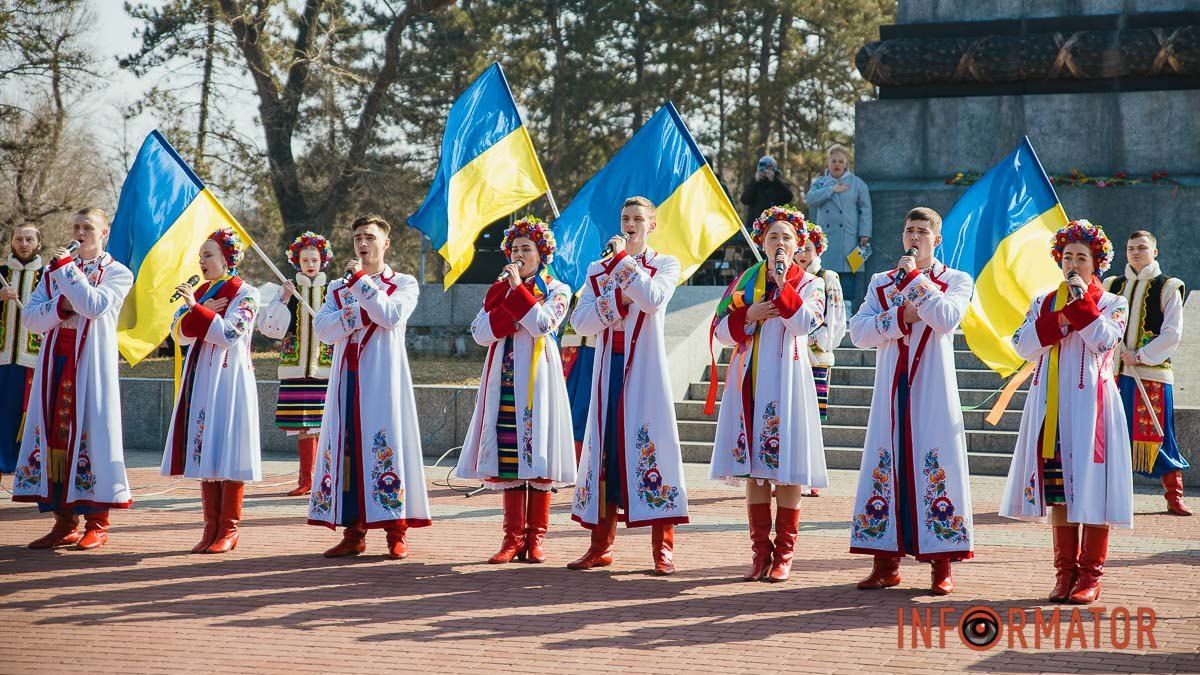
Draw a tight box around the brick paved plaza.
[2,452,1197,674]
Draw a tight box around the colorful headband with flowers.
[287,231,333,270]
[751,205,807,248]
[501,216,556,264]
[1050,219,1113,273]
[804,221,829,256]
[207,227,245,270]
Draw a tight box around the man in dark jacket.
[740,156,793,225]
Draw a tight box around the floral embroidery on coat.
[191,409,206,465]
[14,426,42,490]
[611,257,639,287]
[574,462,594,510]
[222,295,257,343]
[853,448,893,540]
[634,424,680,510]
[73,432,96,494]
[732,424,748,465]
[370,429,405,512]
[757,401,781,469]
[521,407,534,467]
[923,449,969,543]
[312,445,334,515]
[1024,471,1037,505]
[876,308,895,336]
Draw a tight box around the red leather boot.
[324,524,367,557]
[489,488,527,563]
[857,555,902,590]
[384,522,408,560]
[768,506,800,582]
[1049,524,1080,602]
[930,560,954,595]
[1163,470,1193,516]
[525,488,551,563]
[28,510,81,549]
[1068,525,1110,604]
[77,511,110,550]
[192,481,222,553]
[651,524,675,576]
[206,481,243,554]
[567,505,617,570]
[288,436,317,497]
[744,502,774,581]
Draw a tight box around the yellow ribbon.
[748,266,768,393]
[1040,282,1071,459]
[525,275,549,409]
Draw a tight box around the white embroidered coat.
[805,257,847,368]
[847,260,975,560]
[306,267,431,529]
[13,253,132,508]
[999,282,1134,527]
[456,276,577,488]
[570,248,689,528]
[161,277,262,482]
[710,265,829,486]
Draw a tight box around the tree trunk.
[195,2,216,173]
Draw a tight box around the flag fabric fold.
[108,130,255,366]
[938,136,1068,376]
[407,62,550,288]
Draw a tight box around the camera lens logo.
[959,606,1002,651]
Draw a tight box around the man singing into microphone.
[307,215,431,559]
[12,208,133,550]
[568,196,689,575]
[1,224,43,476]
[847,207,975,594]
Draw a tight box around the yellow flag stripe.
[651,164,743,284]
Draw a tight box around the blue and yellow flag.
[551,102,741,293]
[408,63,550,288]
[938,136,1068,376]
[108,130,255,365]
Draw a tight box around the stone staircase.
[674,333,1027,475]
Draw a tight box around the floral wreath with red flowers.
[207,227,245,270]
[1050,219,1113,273]
[501,216,556,265]
[803,221,829,256]
[751,205,807,249]
[287,231,333,271]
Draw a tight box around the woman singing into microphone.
[709,206,829,582]
[455,216,576,564]
[1001,220,1132,604]
[161,228,262,554]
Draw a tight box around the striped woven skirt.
[812,367,830,422]
[275,377,328,433]
[1042,443,1066,505]
[495,340,520,479]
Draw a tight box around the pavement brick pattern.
[1,455,1197,674]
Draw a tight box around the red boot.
[857,555,902,590]
[1049,524,1080,602]
[206,481,243,554]
[567,505,616,570]
[1163,470,1193,516]
[324,524,367,557]
[768,506,799,582]
[525,488,551,564]
[28,510,82,549]
[489,488,527,563]
[384,522,408,560]
[930,560,954,595]
[76,511,110,550]
[1068,525,1110,604]
[651,524,675,576]
[192,481,222,553]
[287,436,317,497]
[744,502,774,581]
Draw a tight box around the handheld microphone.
[65,240,81,254]
[904,247,918,258]
[602,233,629,257]
[170,275,201,301]
[1067,271,1084,300]
[774,247,786,276]
[497,261,514,283]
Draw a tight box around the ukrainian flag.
[551,102,741,293]
[108,130,254,365]
[938,136,1068,376]
[408,63,550,288]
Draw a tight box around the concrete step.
[685,382,1027,410]
[680,442,1018,476]
[829,348,992,370]
[674,400,1022,432]
[701,363,1010,389]
[675,419,1018,454]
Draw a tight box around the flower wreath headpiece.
[751,205,807,249]
[1050,219,1113,273]
[287,231,333,271]
[501,216,556,265]
[207,227,245,270]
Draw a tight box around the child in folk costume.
[309,215,430,559]
[258,232,334,496]
[709,206,829,582]
[568,196,689,576]
[1104,230,1191,516]
[1001,220,1133,605]
[848,207,974,595]
[796,219,848,498]
[162,227,262,554]
[456,217,576,564]
[1,224,43,475]
[13,208,133,550]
